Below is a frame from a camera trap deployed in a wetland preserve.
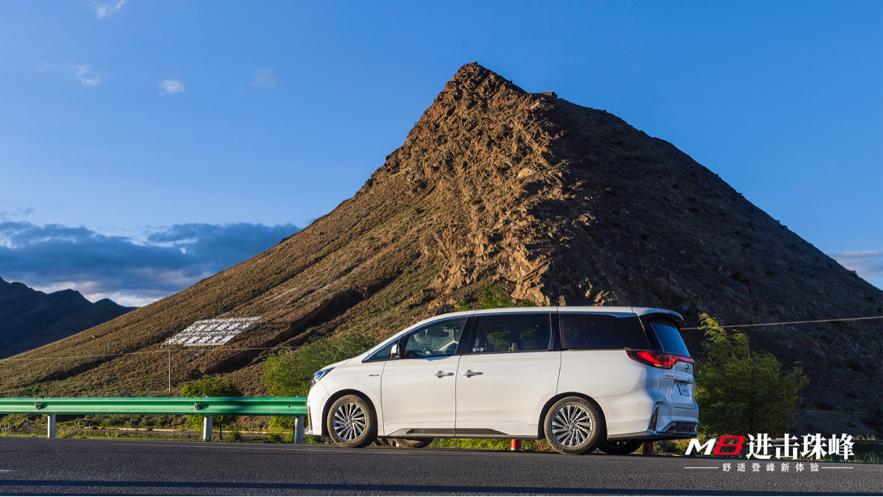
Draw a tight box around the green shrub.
[430,438,510,450]
[229,429,242,442]
[262,331,378,429]
[429,438,549,451]
[181,376,242,441]
[456,282,536,311]
[695,314,808,437]
[263,332,379,398]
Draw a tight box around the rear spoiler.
[636,309,684,328]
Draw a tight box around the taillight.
[627,350,694,369]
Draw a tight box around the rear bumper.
[606,402,698,441]
[608,423,698,441]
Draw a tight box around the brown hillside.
[1,63,879,411]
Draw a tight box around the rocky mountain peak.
[1,64,878,412]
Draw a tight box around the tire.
[543,396,605,455]
[326,394,377,448]
[598,439,643,455]
[392,438,433,448]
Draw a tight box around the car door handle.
[461,370,483,377]
[434,371,454,378]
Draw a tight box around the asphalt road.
[0,438,879,495]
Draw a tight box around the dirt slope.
[1,63,879,413]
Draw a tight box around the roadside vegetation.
[263,332,379,398]
[695,314,809,437]
[262,331,379,430]
[181,376,242,440]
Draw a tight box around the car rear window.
[648,321,691,357]
[558,313,649,350]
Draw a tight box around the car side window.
[471,314,551,354]
[401,318,467,359]
[364,340,397,362]
[558,313,649,350]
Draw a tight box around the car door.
[380,317,468,437]
[455,312,560,438]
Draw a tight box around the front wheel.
[598,439,643,455]
[326,394,377,448]
[392,438,433,448]
[543,396,605,455]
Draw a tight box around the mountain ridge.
[0,276,135,359]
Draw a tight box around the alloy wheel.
[332,402,366,441]
[551,403,593,447]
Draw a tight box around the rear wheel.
[598,439,643,455]
[326,394,377,448]
[543,396,605,455]
[392,438,434,448]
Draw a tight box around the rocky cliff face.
[0,277,134,359]
[1,64,879,411]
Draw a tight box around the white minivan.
[305,307,698,455]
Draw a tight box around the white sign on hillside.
[163,317,261,346]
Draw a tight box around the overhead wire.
[679,315,882,330]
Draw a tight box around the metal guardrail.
[0,397,308,442]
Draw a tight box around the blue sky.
[0,1,880,306]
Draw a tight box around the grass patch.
[429,438,551,451]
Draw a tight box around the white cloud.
[160,79,185,94]
[250,67,278,89]
[72,65,100,87]
[94,0,126,18]
[830,251,883,281]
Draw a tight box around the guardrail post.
[202,415,213,441]
[293,416,304,444]
[47,414,56,439]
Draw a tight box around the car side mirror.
[390,343,400,359]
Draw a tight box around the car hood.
[322,358,352,370]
